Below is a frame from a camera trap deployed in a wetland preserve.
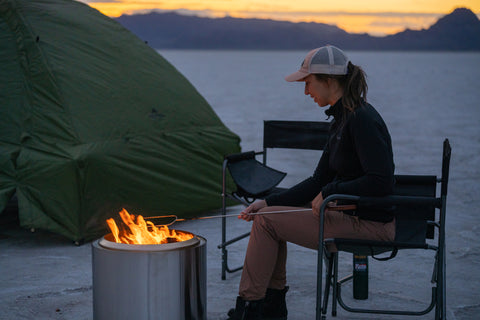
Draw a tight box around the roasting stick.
[146,204,357,226]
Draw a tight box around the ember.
[106,208,193,244]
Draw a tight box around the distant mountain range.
[115,8,480,51]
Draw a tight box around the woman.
[226,45,395,320]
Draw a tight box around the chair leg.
[332,253,338,317]
[221,215,227,280]
[442,248,447,319]
[322,253,334,314]
[432,249,446,320]
[436,247,447,320]
[221,192,227,280]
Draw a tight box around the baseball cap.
[285,45,350,82]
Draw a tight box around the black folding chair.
[219,120,331,279]
[316,139,451,320]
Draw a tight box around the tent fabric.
[0,0,241,241]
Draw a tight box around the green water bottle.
[353,254,368,299]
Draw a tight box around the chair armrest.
[224,150,263,162]
[322,194,441,211]
[357,195,441,208]
[326,203,357,211]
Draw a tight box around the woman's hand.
[311,192,324,217]
[238,200,267,221]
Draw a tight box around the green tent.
[0,0,240,241]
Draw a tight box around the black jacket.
[265,99,395,222]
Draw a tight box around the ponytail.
[341,62,368,112]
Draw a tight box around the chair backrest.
[224,120,330,198]
[393,139,451,243]
[263,120,330,151]
[393,175,437,243]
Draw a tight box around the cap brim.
[284,70,309,82]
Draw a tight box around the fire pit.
[92,209,207,320]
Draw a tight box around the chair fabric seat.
[227,158,286,198]
[324,237,430,257]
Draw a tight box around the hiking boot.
[263,286,289,320]
[227,296,264,320]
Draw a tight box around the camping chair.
[315,139,451,320]
[219,120,331,280]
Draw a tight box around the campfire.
[93,209,207,319]
[106,208,193,245]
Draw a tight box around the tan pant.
[238,206,395,300]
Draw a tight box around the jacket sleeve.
[265,142,336,207]
[321,109,394,198]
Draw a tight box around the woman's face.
[303,74,335,108]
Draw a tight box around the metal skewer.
[145,204,357,226]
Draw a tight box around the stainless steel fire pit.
[92,231,206,320]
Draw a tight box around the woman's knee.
[255,207,283,226]
[252,210,283,240]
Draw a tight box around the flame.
[106,208,193,244]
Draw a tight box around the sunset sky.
[79,1,480,36]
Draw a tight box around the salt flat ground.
[1,50,479,319]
